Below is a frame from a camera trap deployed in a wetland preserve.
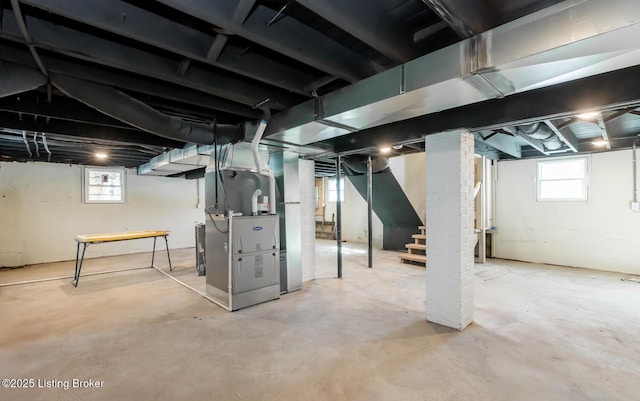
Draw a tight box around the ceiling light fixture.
[577,111,600,120]
[379,147,391,154]
[392,144,403,150]
[591,140,609,147]
[95,152,108,159]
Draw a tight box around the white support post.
[425,130,475,330]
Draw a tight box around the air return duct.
[265,0,640,146]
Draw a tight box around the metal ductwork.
[50,74,244,145]
[265,0,640,147]
[342,155,389,175]
[517,123,563,150]
[0,61,47,98]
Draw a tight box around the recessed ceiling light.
[379,147,391,154]
[577,111,600,120]
[591,140,608,147]
[95,152,108,159]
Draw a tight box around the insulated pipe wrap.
[0,61,47,98]
[50,74,243,145]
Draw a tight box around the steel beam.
[0,11,303,110]
[296,0,419,63]
[21,0,316,95]
[331,64,640,153]
[155,0,379,82]
[421,0,496,38]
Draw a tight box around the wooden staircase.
[399,225,426,265]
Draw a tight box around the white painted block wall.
[425,131,475,330]
[0,162,204,266]
[495,150,640,275]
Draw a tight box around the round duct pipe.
[517,123,563,150]
[342,155,389,174]
[51,74,244,145]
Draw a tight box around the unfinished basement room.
[1,0,639,400]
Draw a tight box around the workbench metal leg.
[151,237,157,267]
[164,235,173,271]
[73,243,88,287]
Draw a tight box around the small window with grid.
[83,167,125,203]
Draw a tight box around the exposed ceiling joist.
[0,11,302,110]
[475,132,521,158]
[232,0,257,25]
[154,0,380,82]
[21,0,318,96]
[296,0,419,63]
[596,115,612,150]
[516,131,550,156]
[604,107,637,123]
[421,0,496,37]
[0,94,133,129]
[0,44,260,120]
[544,120,578,153]
[0,112,182,148]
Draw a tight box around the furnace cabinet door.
[233,252,279,294]
[231,216,279,255]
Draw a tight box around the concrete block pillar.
[425,130,475,330]
[298,158,316,282]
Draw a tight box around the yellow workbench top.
[75,230,170,243]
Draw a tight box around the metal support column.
[336,156,343,278]
[367,156,373,268]
[479,156,487,263]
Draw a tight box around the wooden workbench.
[73,230,172,287]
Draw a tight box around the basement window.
[327,177,345,203]
[83,167,126,203]
[537,157,588,201]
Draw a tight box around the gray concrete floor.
[1,239,639,400]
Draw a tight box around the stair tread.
[418,225,425,230]
[412,234,426,240]
[399,253,427,263]
[405,243,426,250]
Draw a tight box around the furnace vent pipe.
[251,108,276,215]
[50,74,244,145]
[0,61,47,98]
[252,108,271,174]
[251,189,262,216]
